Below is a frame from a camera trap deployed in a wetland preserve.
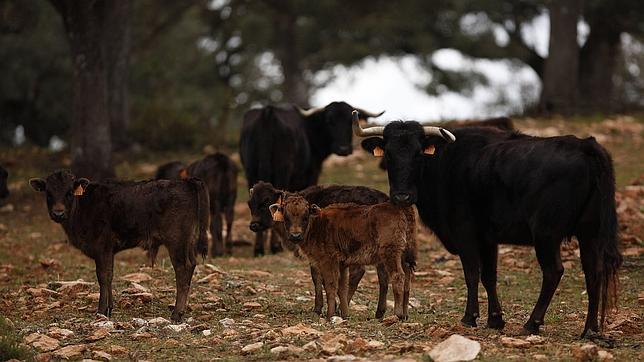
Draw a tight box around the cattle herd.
[6,101,620,338]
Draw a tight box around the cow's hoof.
[521,321,540,335]
[487,315,505,330]
[171,311,184,323]
[375,310,386,319]
[460,315,477,328]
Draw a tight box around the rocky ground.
[0,115,642,361]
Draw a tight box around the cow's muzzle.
[335,145,352,156]
[391,192,414,206]
[50,210,66,223]
[288,232,303,243]
[249,221,268,232]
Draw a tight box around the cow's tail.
[188,178,210,263]
[589,141,622,329]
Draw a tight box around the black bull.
[239,102,383,256]
[355,113,621,337]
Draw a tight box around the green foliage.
[129,103,205,151]
[0,316,32,361]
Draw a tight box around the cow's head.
[353,111,456,206]
[298,102,384,156]
[29,170,89,223]
[269,195,320,243]
[0,166,8,200]
[247,181,284,232]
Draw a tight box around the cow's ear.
[179,168,189,179]
[274,190,285,204]
[269,203,284,222]
[310,204,321,216]
[422,134,449,154]
[249,187,254,197]
[29,178,46,192]
[73,178,90,196]
[361,137,384,157]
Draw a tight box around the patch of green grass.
[0,317,33,361]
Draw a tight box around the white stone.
[428,334,481,362]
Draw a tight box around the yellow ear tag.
[423,145,436,155]
[373,146,384,157]
[179,169,189,179]
[73,185,84,196]
[272,210,284,222]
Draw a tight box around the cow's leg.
[168,245,196,322]
[402,261,412,320]
[459,252,481,327]
[321,263,340,319]
[269,229,283,254]
[310,264,324,315]
[338,264,350,318]
[578,236,600,337]
[523,240,563,335]
[224,206,234,255]
[210,211,224,257]
[94,252,114,318]
[481,243,504,329]
[347,265,365,303]
[375,263,389,319]
[383,255,405,319]
[254,230,265,257]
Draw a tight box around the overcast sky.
[312,13,554,123]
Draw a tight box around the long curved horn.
[355,108,385,118]
[424,126,456,143]
[352,110,384,137]
[296,105,324,117]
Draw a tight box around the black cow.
[248,181,389,315]
[154,153,238,257]
[355,112,621,337]
[240,102,384,256]
[30,170,209,321]
[0,165,8,201]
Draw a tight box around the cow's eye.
[66,191,73,199]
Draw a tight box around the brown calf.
[30,170,209,322]
[271,195,417,320]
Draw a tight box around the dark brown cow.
[271,195,417,320]
[0,165,8,201]
[181,153,238,257]
[248,181,389,315]
[30,170,209,322]
[155,153,238,257]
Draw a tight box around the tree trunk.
[50,0,115,180]
[578,12,622,113]
[105,1,131,151]
[539,0,583,115]
[275,12,310,107]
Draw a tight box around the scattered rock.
[219,318,235,327]
[109,345,128,355]
[148,317,171,327]
[303,341,318,351]
[202,329,212,337]
[597,350,614,361]
[241,341,264,353]
[330,316,346,325]
[120,272,152,283]
[281,323,323,336]
[91,320,115,330]
[92,350,112,361]
[428,334,481,362]
[164,324,189,332]
[243,301,262,309]
[48,327,74,339]
[53,344,87,359]
[327,355,358,362]
[525,335,545,344]
[270,346,289,354]
[501,336,531,349]
[85,328,110,342]
[367,340,384,349]
[27,288,60,298]
[381,315,399,326]
[572,343,598,361]
[26,333,60,352]
[131,318,147,327]
[50,280,94,294]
